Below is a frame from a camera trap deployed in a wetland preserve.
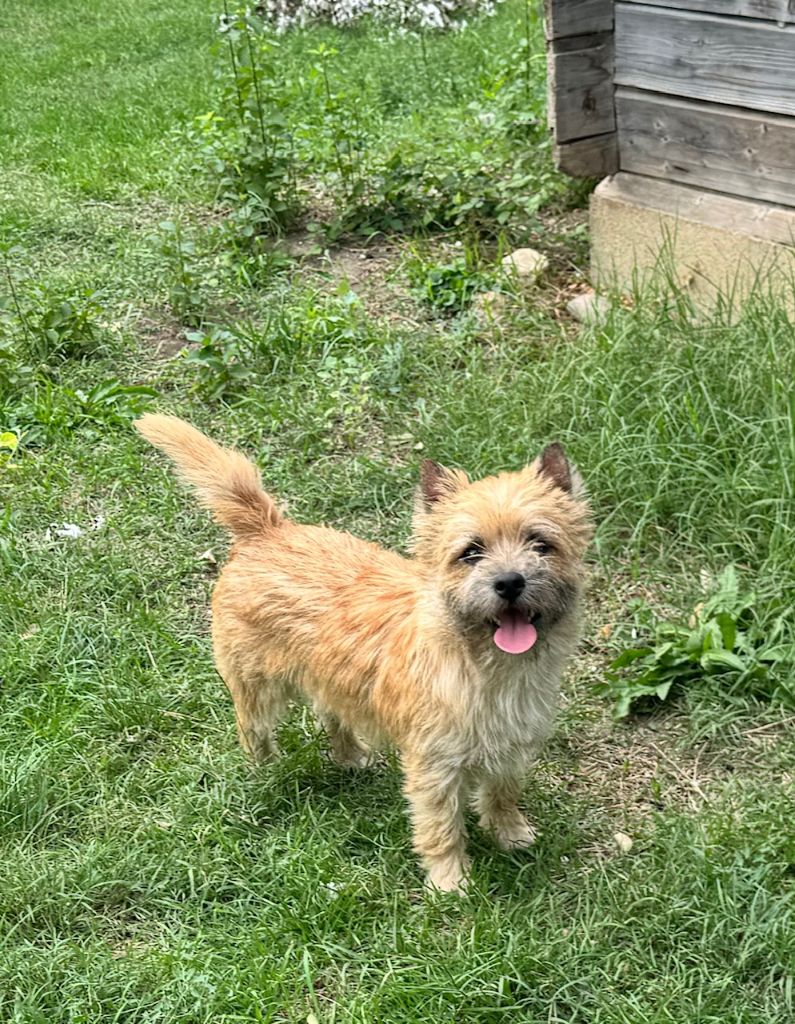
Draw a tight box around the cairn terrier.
[135,415,591,892]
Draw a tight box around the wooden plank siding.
[544,0,613,39]
[615,4,795,116]
[548,35,616,142]
[616,89,795,207]
[545,0,617,176]
[554,133,618,177]
[619,0,795,24]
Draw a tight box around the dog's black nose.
[494,572,525,602]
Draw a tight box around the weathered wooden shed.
[545,0,795,310]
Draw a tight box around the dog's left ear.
[418,459,468,510]
[537,443,572,492]
[535,442,586,497]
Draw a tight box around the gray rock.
[566,290,610,325]
[472,290,508,319]
[501,248,548,282]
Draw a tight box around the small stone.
[473,290,508,319]
[613,831,634,854]
[501,247,549,282]
[52,522,83,540]
[566,290,610,325]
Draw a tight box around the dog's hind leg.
[315,706,371,768]
[222,670,289,763]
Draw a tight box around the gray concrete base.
[590,173,795,314]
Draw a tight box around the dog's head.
[411,444,591,654]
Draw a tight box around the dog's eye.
[459,542,484,565]
[526,532,555,556]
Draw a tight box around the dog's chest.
[452,648,565,772]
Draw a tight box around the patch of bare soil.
[135,310,190,360]
[280,201,601,331]
[283,230,419,325]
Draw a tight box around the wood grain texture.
[548,40,616,142]
[616,89,795,207]
[615,4,795,116]
[597,172,795,246]
[620,0,795,23]
[544,0,613,39]
[554,133,618,176]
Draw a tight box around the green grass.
[1,1,794,1021]
[0,0,216,195]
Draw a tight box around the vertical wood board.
[555,133,619,176]
[544,0,614,39]
[548,38,616,142]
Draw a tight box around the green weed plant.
[601,566,793,718]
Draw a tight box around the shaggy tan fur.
[135,414,591,892]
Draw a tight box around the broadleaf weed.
[599,566,794,717]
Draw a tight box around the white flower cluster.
[259,0,503,32]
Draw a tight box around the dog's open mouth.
[493,609,540,655]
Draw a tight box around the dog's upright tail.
[134,414,282,537]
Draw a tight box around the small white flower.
[260,0,505,31]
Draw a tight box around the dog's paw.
[247,743,281,766]
[486,817,538,851]
[329,742,374,769]
[335,749,374,769]
[424,856,470,894]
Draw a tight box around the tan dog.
[135,415,591,892]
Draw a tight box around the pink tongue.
[494,610,538,654]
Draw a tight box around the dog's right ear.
[418,459,468,511]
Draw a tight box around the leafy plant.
[0,337,32,405]
[1,274,105,366]
[315,348,377,446]
[70,380,158,427]
[156,221,205,326]
[213,205,295,289]
[406,249,497,314]
[0,430,19,474]
[24,286,105,362]
[183,325,258,400]
[183,287,371,400]
[307,43,368,208]
[193,2,570,242]
[599,567,792,718]
[193,5,301,234]
[6,379,157,441]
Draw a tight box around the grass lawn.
[1,1,793,1021]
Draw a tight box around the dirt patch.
[276,204,598,331]
[283,230,418,325]
[136,310,191,360]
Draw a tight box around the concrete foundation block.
[590,173,795,315]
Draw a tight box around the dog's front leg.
[402,753,469,893]
[472,772,536,850]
